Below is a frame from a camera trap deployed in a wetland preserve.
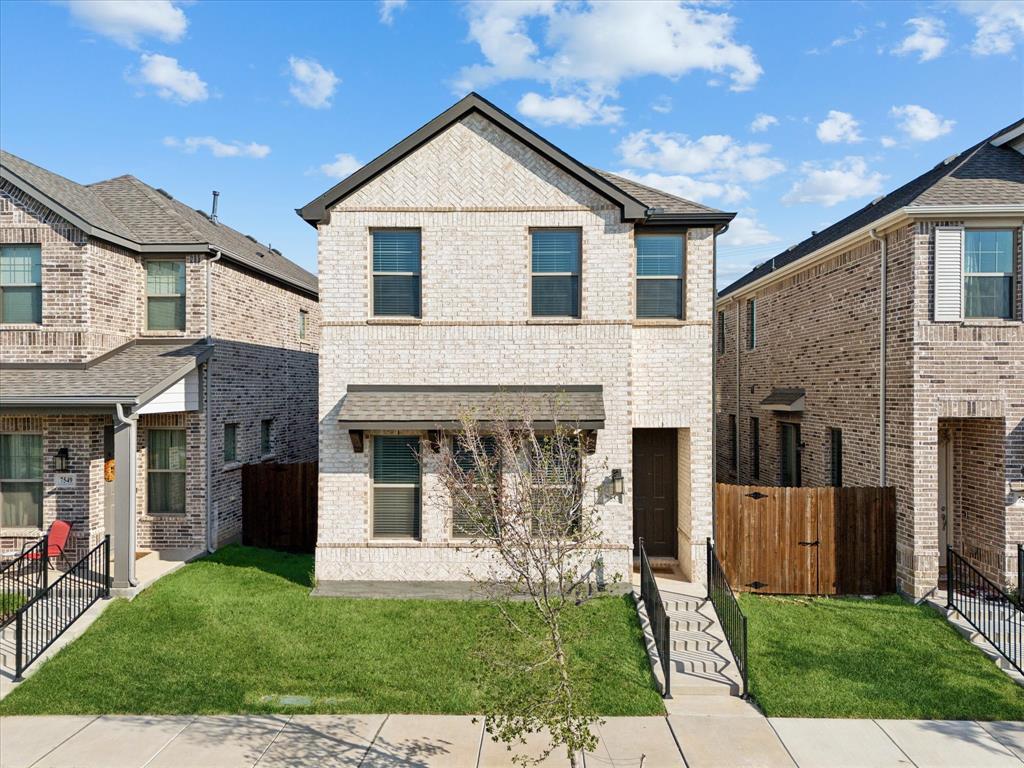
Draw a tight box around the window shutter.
[934,227,964,322]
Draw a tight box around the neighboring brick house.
[300,93,733,584]
[715,119,1024,598]
[0,150,319,588]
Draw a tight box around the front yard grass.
[0,545,663,717]
[739,593,1024,720]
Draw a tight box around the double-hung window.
[964,230,1015,319]
[298,309,308,339]
[636,234,684,319]
[529,435,583,536]
[146,260,186,331]
[451,435,500,538]
[531,229,580,318]
[223,423,238,463]
[0,433,43,528]
[373,230,421,317]
[147,429,186,514]
[373,436,421,538]
[0,245,42,324]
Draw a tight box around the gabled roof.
[718,117,1024,299]
[298,92,733,228]
[1,149,317,296]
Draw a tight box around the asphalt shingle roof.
[591,169,722,216]
[1,149,317,295]
[0,341,212,405]
[337,385,606,429]
[719,119,1024,298]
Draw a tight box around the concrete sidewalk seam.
[139,714,199,768]
[24,714,100,768]
[251,715,293,768]
[764,717,801,768]
[357,713,390,768]
[664,714,690,768]
[870,717,920,768]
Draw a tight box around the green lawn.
[0,545,663,717]
[739,593,1024,720]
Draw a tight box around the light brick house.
[301,93,733,584]
[0,150,319,588]
[715,119,1024,598]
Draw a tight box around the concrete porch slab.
[0,716,97,768]
[769,718,912,768]
[144,715,289,768]
[668,714,796,768]
[110,548,204,599]
[33,715,194,768]
[877,720,1021,768]
[360,715,483,767]
[256,714,386,767]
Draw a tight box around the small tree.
[431,410,616,767]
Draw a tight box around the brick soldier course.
[0,150,319,587]
[715,119,1024,597]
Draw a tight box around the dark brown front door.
[633,429,678,558]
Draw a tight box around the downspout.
[869,229,887,486]
[204,250,222,553]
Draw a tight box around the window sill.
[0,324,43,330]
[0,527,43,538]
[366,317,422,325]
[222,461,243,472]
[957,318,1023,327]
[143,512,187,517]
[631,318,688,327]
[260,453,276,462]
[141,330,188,337]
[526,317,582,325]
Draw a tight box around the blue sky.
[1,1,1022,286]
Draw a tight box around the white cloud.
[618,130,785,184]
[891,104,955,141]
[288,57,339,109]
[320,153,362,179]
[163,136,270,158]
[615,170,748,205]
[457,1,762,125]
[517,92,622,126]
[719,215,781,247]
[957,1,1024,55]
[137,54,207,103]
[880,136,898,148]
[816,110,863,144]
[65,0,186,49]
[750,113,778,133]
[892,17,948,62]
[379,0,407,25]
[807,25,865,55]
[782,157,886,207]
[651,95,673,114]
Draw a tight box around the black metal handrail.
[1017,543,1022,607]
[1,535,47,628]
[947,547,1023,676]
[638,538,671,698]
[707,538,748,697]
[13,535,110,680]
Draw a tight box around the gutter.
[204,250,223,555]
[869,229,887,486]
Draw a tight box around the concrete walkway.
[2,714,1022,767]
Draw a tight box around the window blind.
[637,235,684,319]
[0,433,43,528]
[532,230,580,317]
[452,436,499,537]
[146,261,186,331]
[373,436,421,538]
[373,231,421,317]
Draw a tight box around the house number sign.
[54,473,76,489]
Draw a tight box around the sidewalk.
[2,712,1022,767]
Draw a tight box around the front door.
[780,423,802,487]
[633,429,678,558]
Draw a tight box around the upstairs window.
[298,309,308,339]
[0,433,43,528]
[636,234,684,319]
[0,245,42,324]
[146,260,186,331]
[746,298,757,349]
[964,230,1014,319]
[373,230,421,317]
[531,229,581,318]
[373,435,421,538]
[223,423,237,464]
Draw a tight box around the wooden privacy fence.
[715,483,896,595]
[242,461,318,552]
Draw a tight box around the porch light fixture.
[611,468,624,497]
[54,447,69,472]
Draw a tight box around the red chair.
[23,520,74,569]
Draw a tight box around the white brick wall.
[317,113,714,582]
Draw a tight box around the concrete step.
[672,631,716,652]
[669,612,713,632]
[666,597,706,613]
[670,669,740,697]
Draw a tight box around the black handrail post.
[741,613,749,698]
[103,535,111,598]
[706,537,712,599]
[14,609,23,681]
[41,532,49,592]
[1018,543,1023,606]
[946,546,952,610]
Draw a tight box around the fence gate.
[242,461,318,552]
[715,484,896,595]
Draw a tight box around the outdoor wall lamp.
[54,447,69,472]
[611,468,624,496]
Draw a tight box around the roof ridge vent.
[787,244,797,252]
[155,188,173,200]
[270,247,282,255]
[245,234,258,243]
[943,153,959,166]
[870,195,884,205]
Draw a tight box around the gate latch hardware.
[798,540,819,547]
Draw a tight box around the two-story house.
[715,118,1024,598]
[0,150,319,589]
[301,93,733,585]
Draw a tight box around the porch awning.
[759,388,805,412]
[0,339,212,408]
[337,385,606,430]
